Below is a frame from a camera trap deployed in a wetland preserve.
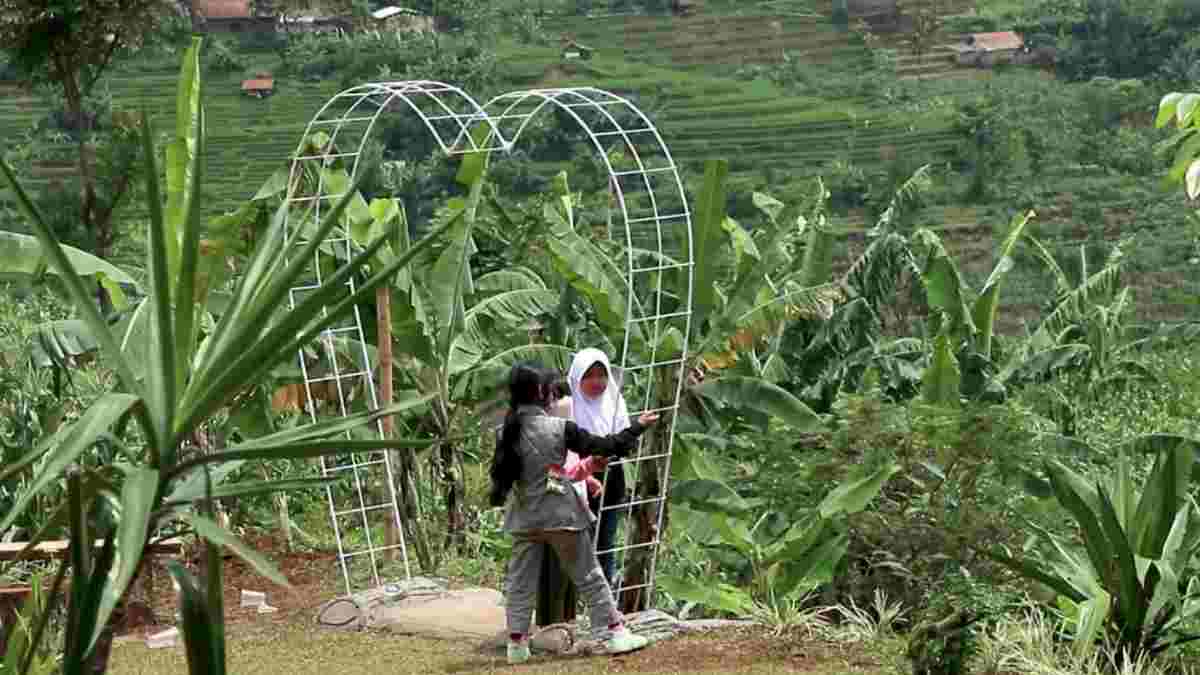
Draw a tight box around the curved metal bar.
[479,86,695,610]
[283,82,694,608]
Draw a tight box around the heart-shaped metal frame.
[280,81,694,611]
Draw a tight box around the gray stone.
[315,577,452,631]
[373,588,506,640]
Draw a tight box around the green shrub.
[988,439,1200,668]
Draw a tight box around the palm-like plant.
[987,436,1200,666]
[0,38,446,673]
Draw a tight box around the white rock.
[147,627,179,649]
[240,590,266,608]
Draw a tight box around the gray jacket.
[501,405,645,534]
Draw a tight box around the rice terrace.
[0,1,1199,674]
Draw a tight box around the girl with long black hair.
[490,362,657,665]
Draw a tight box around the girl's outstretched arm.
[564,413,659,458]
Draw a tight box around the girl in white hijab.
[567,348,631,588]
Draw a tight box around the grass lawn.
[103,540,901,675]
[110,623,902,674]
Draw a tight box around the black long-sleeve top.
[563,419,646,459]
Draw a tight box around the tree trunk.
[377,287,402,562]
[439,441,466,552]
[397,447,433,571]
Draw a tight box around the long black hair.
[488,362,556,507]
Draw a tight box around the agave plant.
[0,38,448,673]
[987,436,1200,666]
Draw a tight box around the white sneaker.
[604,627,648,655]
[507,638,531,665]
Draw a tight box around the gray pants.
[505,528,621,636]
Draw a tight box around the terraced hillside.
[0,64,340,218]
[500,42,958,205]
[0,1,968,219]
[562,1,972,78]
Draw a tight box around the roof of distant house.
[196,0,251,19]
[963,31,1024,52]
[242,78,274,91]
[372,6,420,20]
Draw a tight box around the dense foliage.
[1,2,1200,674]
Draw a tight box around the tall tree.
[0,0,170,261]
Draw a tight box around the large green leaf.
[670,478,754,514]
[216,396,432,450]
[423,181,482,378]
[1129,440,1193,559]
[1047,461,1119,593]
[30,319,98,368]
[915,228,974,339]
[164,36,203,283]
[818,463,900,518]
[474,268,546,294]
[656,575,754,616]
[173,41,209,409]
[0,162,138,393]
[469,344,575,395]
[1094,485,1146,636]
[546,225,628,336]
[775,531,847,598]
[173,438,438,481]
[165,477,337,508]
[972,210,1033,359]
[799,225,837,288]
[167,563,222,675]
[1157,92,1186,128]
[140,108,178,456]
[689,160,730,332]
[982,547,1088,603]
[921,330,961,405]
[180,513,289,588]
[694,376,822,431]
[0,231,137,290]
[448,288,559,375]
[0,393,139,533]
[86,468,158,655]
[166,460,247,504]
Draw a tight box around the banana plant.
[353,144,569,556]
[998,239,1169,395]
[542,160,843,611]
[661,452,899,616]
[986,435,1200,665]
[0,38,445,673]
[909,210,1035,405]
[0,231,138,309]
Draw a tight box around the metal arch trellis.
[281,80,695,607]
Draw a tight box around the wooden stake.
[378,285,400,560]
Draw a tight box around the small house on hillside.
[241,74,274,99]
[955,31,1024,68]
[192,0,274,33]
[371,6,435,32]
[278,14,352,35]
[560,39,593,62]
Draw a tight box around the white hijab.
[567,348,630,435]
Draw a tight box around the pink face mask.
[580,363,608,399]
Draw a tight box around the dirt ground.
[109,536,898,675]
